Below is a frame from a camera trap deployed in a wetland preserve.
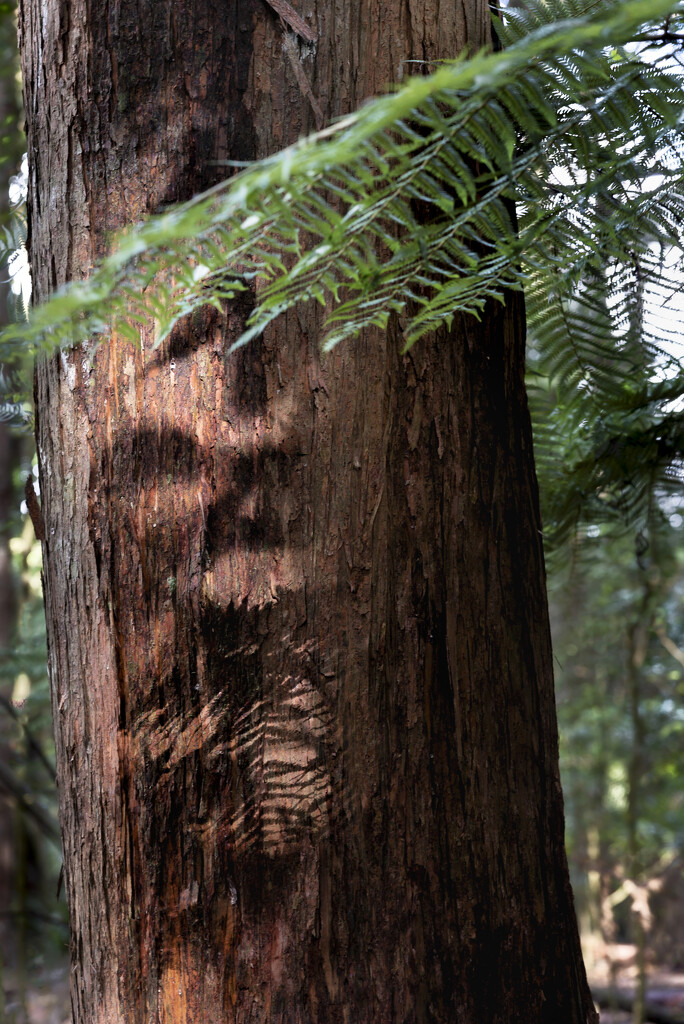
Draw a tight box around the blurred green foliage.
[552,527,684,897]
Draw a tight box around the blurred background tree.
[0,3,67,1022]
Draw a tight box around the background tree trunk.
[18,0,597,1021]
[0,421,17,971]
[0,1,27,977]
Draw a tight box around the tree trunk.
[18,0,597,1021]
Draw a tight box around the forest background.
[1,0,684,1022]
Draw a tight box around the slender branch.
[0,692,56,778]
[635,31,684,40]
[656,626,684,669]
[260,0,316,42]
[0,760,61,843]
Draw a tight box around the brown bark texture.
[19,0,597,1021]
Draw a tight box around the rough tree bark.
[18,0,597,1022]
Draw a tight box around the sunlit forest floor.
[3,964,69,1024]
[586,941,684,1022]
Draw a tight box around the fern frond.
[3,0,683,555]
[2,0,681,361]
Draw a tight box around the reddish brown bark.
[19,0,597,1021]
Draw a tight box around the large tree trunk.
[18,0,597,1021]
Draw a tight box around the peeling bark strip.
[19,0,597,1022]
[24,474,45,542]
[282,33,324,129]
[262,0,316,42]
